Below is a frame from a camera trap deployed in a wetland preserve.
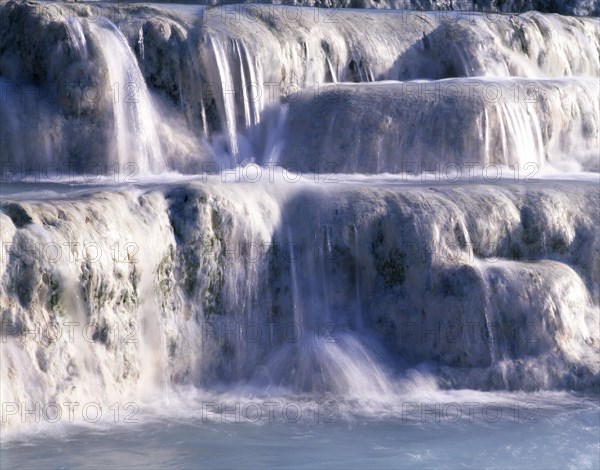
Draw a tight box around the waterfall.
[0,2,599,437]
[89,19,165,173]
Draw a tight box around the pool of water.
[2,392,598,469]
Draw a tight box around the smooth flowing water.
[0,1,599,468]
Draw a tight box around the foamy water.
[0,1,598,467]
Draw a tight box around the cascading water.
[88,19,165,173]
[0,1,599,468]
[258,220,397,396]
